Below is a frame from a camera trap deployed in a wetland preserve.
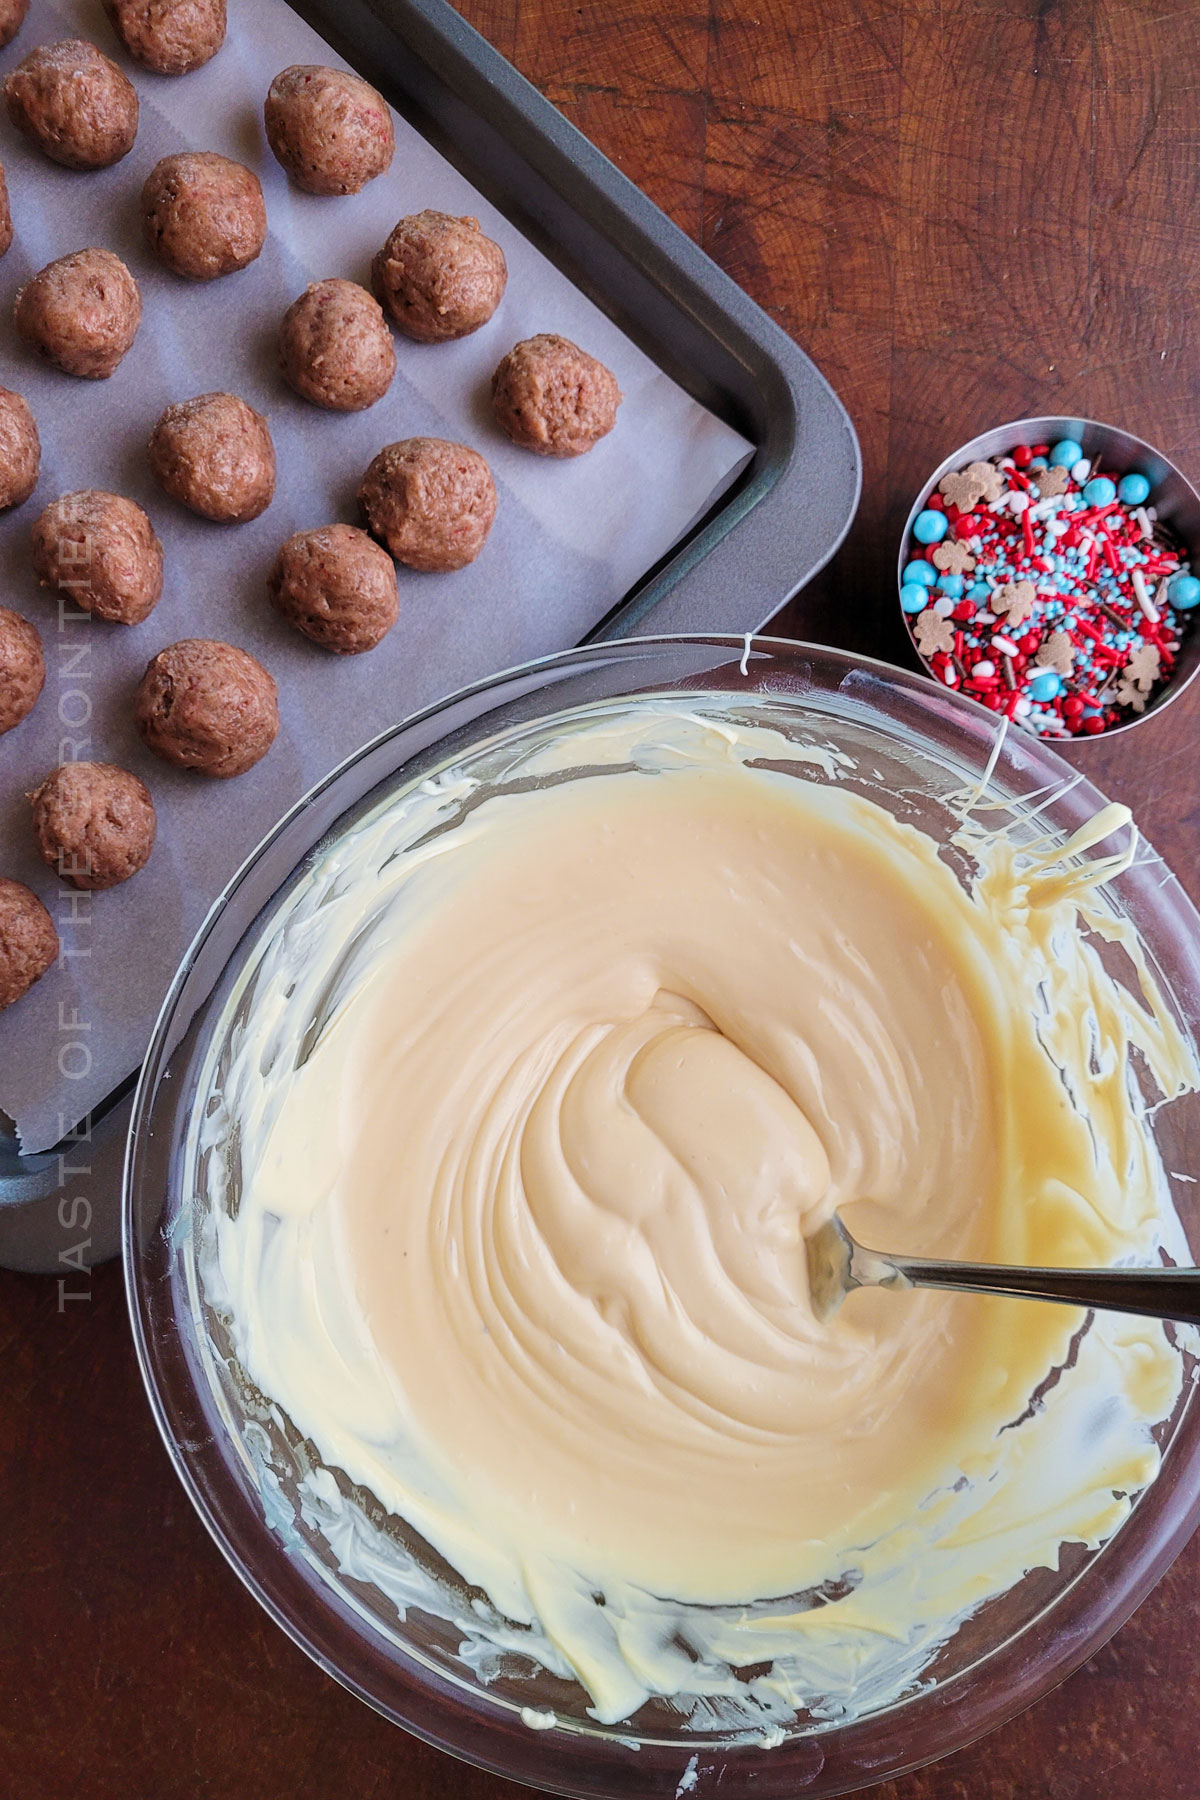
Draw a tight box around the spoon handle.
[888,1253,1200,1328]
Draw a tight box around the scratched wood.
[5,3,1200,1796]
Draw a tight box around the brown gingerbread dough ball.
[372,211,506,345]
[0,0,29,51]
[264,64,393,196]
[148,392,275,523]
[142,152,266,282]
[32,491,163,626]
[15,248,141,380]
[358,438,496,573]
[4,39,138,171]
[492,333,621,458]
[278,279,395,412]
[0,608,43,733]
[0,388,39,510]
[30,761,156,890]
[269,523,398,654]
[102,0,225,75]
[0,165,12,260]
[0,878,57,1010]
[134,639,278,777]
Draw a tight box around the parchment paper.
[0,0,752,1152]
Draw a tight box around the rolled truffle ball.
[0,0,29,50]
[492,333,621,458]
[142,152,266,282]
[32,491,163,626]
[372,211,506,345]
[358,437,496,573]
[148,392,275,523]
[0,608,44,733]
[30,761,156,890]
[4,39,138,171]
[278,279,395,412]
[14,248,141,380]
[269,523,398,653]
[264,64,393,196]
[102,0,225,75]
[0,388,39,510]
[0,878,57,1011]
[0,165,12,260]
[134,639,278,777]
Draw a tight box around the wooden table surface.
[6,2,1200,1795]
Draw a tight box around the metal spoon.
[806,1212,1200,1327]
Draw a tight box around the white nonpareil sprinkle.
[991,633,1020,656]
[1135,507,1153,540]
[933,596,956,617]
[974,658,996,678]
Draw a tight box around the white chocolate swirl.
[203,701,1197,1727]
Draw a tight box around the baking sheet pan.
[0,0,755,1157]
[0,0,861,1269]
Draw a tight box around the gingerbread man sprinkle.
[1032,464,1069,498]
[1034,630,1074,676]
[932,540,976,575]
[1114,676,1149,714]
[990,580,1037,628]
[939,460,1004,511]
[1123,642,1161,692]
[913,608,955,656]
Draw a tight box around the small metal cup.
[898,415,1200,739]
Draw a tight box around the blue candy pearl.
[912,509,948,544]
[902,559,937,587]
[1083,476,1117,507]
[1050,438,1083,468]
[1169,573,1200,610]
[936,573,965,598]
[1117,472,1151,506]
[1029,457,1048,471]
[1027,669,1062,702]
[968,581,991,600]
[900,583,929,613]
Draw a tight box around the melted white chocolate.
[200,699,1198,1729]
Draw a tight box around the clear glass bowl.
[124,637,1200,1799]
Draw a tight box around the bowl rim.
[896,413,1200,742]
[123,632,1200,1800]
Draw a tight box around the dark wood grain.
[6,2,1200,1795]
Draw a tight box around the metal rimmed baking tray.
[0,0,860,1272]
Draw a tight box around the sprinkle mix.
[901,438,1199,737]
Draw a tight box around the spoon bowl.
[808,1211,1200,1327]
